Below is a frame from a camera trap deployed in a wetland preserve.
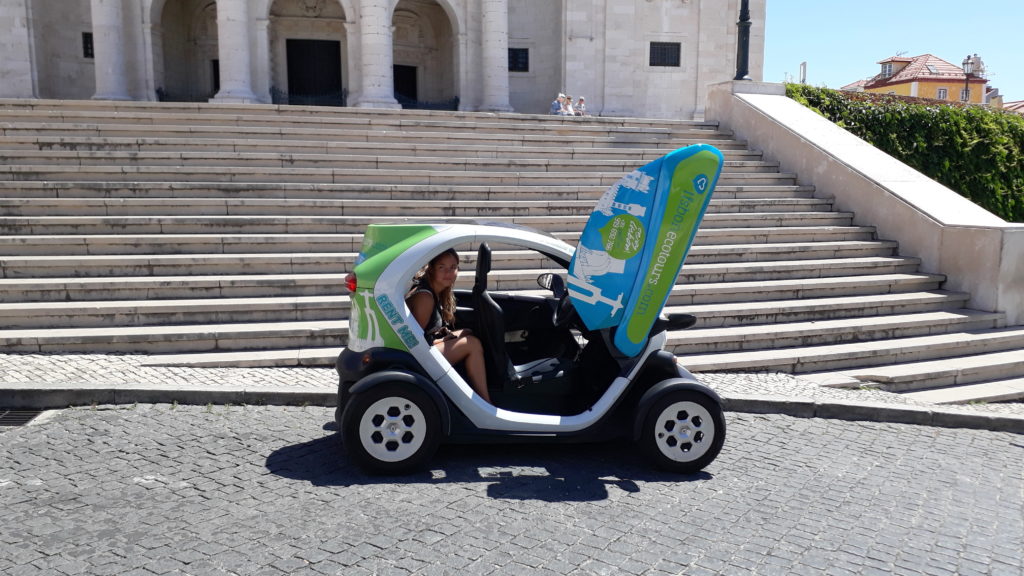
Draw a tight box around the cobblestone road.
[2,405,1022,576]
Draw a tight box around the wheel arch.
[631,378,722,441]
[348,370,452,438]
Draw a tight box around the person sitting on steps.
[550,93,565,115]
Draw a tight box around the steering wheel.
[537,272,579,328]
[552,287,578,328]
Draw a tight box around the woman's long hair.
[411,248,459,325]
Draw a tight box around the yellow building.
[847,54,987,104]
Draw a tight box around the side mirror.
[537,273,553,290]
[537,273,567,297]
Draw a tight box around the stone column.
[0,0,36,98]
[352,0,399,108]
[343,20,362,106]
[455,32,470,111]
[251,17,272,103]
[90,0,131,100]
[213,0,257,103]
[479,0,512,112]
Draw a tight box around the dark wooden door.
[393,64,418,105]
[286,39,342,106]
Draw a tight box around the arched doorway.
[156,0,219,101]
[392,0,457,109]
[268,0,347,106]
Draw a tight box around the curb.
[3,387,1023,435]
[723,395,1024,435]
[0,386,335,410]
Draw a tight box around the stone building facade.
[0,0,765,119]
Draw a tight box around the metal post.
[961,55,972,103]
[734,0,752,81]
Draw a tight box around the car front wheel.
[341,383,441,475]
[639,390,725,473]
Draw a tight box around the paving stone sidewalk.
[1,354,1022,433]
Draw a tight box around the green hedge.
[786,84,1024,223]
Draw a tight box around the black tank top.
[408,286,445,342]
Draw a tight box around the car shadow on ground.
[264,422,712,502]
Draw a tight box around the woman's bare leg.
[436,333,491,403]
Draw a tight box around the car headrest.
[475,243,492,288]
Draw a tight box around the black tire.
[340,383,442,475]
[638,390,725,473]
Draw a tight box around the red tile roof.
[1004,100,1024,114]
[865,54,977,90]
[841,79,869,91]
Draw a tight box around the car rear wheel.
[341,383,441,475]
[639,390,725,473]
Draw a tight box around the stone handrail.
[706,81,1023,326]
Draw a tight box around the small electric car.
[337,145,726,475]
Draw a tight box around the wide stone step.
[685,228,877,248]
[901,377,1024,405]
[0,181,818,201]
[852,350,1024,392]
[670,291,970,328]
[0,134,760,159]
[669,273,944,303]
[0,273,348,302]
[0,122,748,151]
[0,290,979,347]
[0,114,729,141]
[0,281,954,329]
[0,295,348,328]
[0,196,835,217]
[0,103,720,127]
[144,324,1024,372]
[0,98,719,128]
[676,327,1024,374]
[0,165,798,187]
[0,108,730,138]
[0,272,943,305]
[0,246,906,280]
[0,212,853,235]
[0,151,779,175]
[666,309,1004,354]
[668,255,917,281]
[0,320,346,354]
[0,229,886,259]
[142,347,346,368]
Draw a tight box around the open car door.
[567,144,724,357]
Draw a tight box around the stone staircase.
[1,99,1022,405]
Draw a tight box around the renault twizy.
[337,144,727,474]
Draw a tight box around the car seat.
[472,243,514,387]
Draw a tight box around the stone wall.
[508,0,561,114]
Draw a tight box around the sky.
[763,0,1023,102]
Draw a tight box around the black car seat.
[472,243,513,386]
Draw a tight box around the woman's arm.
[406,292,434,330]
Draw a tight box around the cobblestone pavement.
[2,353,1022,417]
[1,405,1022,576]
